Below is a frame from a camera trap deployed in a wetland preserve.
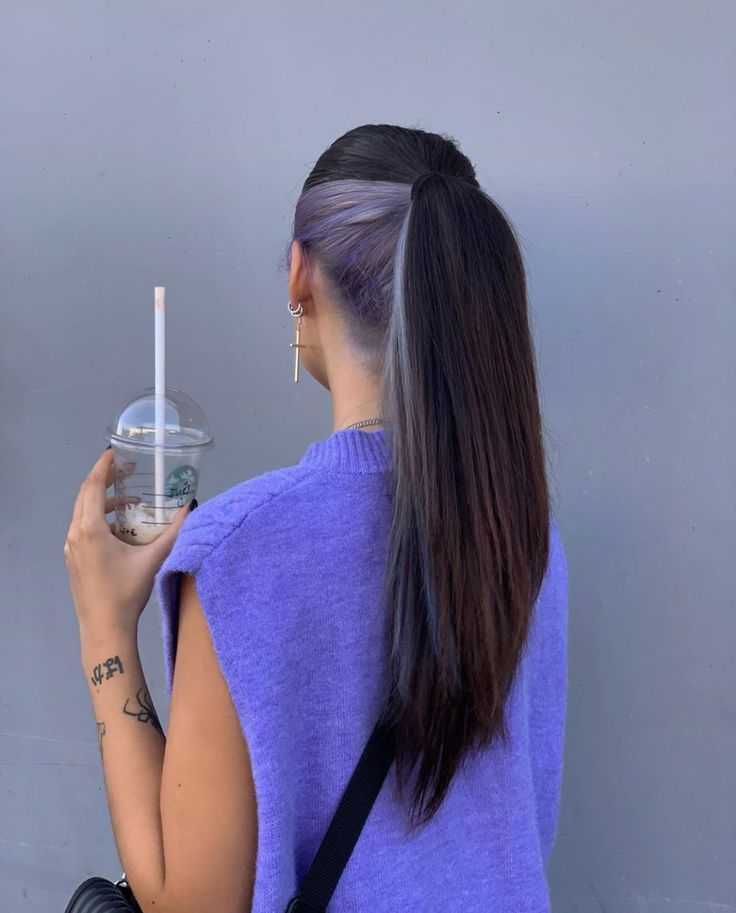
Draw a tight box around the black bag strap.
[284,710,397,913]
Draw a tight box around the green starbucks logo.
[165,465,199,506]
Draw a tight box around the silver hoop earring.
[287,300,305,383]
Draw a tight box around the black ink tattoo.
[90,655,125,687]
[122,686,165,737]
[96,721,106,757]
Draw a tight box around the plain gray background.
[1,2,734,911]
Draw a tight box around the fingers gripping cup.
[104,387,214,545]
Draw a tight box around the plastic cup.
[104,386,214,545]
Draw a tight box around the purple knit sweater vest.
[154,426,569,913]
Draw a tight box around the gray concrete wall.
[1,2,734,910]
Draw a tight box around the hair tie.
[410,171,444,201]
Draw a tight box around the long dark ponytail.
[287,124,551,828]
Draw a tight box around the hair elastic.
[410,171,444,201]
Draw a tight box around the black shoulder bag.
[63,712,396,913]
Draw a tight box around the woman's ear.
[288,240,312,309]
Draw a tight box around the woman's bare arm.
[81,572,257,913]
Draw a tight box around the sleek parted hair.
[284,124,551,828]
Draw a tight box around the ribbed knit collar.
[298,426,392,474]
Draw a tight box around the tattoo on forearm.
[122,686,165,737]
[90,654,125,687]
[96,721,106,757]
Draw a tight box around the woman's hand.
[64,447,192,639]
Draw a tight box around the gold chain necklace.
[345,417,384,430]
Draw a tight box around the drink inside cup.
[105,387,214,545]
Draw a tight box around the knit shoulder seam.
[190,464,320,568]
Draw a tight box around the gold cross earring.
[287,300,305,383]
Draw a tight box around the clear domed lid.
[105,386,214,454]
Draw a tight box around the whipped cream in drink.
[116,503,171,545]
